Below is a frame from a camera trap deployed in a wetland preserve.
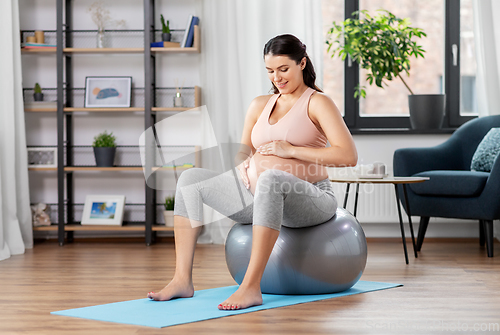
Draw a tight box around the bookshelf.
[24,1,202,245]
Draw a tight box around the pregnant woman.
[147,34,358,310]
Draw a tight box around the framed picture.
[81,195,126,225]
[84,76,132,108]
[27,147,57,168]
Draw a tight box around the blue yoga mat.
[51,281,401,328]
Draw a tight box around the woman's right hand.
[237,156,252,189]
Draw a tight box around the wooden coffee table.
[329,176,429,264]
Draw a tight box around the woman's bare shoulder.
[247,94,274,118]
[310,91,335,106]
[309,91,339,115]
[250,94,274,109]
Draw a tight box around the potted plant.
[92,130,117,167]
[34,83,43,101]
[163,196,175,227]
[327,10,445,130]
[160,15,171,42]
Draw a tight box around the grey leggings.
[174,167,337,231]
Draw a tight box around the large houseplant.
[92,130,117,167]
[327,10,445,129]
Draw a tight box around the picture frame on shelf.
[81,195,126,225]
[84,76,132,108]
[27,147,57,168]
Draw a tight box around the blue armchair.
[393,115,500,257]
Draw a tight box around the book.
[24,101,58,109]
[184,16,199,48]
[22,42,57,48]
[23,46,56,49]
[181,15,194,48]
[162,163,194,168]
[150,41,163,48]
[163,41,181,48]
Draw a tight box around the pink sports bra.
[251,87,327,149]
[244,87,329,195]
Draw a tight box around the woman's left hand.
[256,141,295,159]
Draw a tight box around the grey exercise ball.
[225,207,367,295]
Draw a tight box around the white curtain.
[197,0,323,244]
[0,0,33,261]
[473,0,500,117]
[473,0,500,241]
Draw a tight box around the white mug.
[372,162,386,175]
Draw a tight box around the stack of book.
[181,15,199,48]
[162,163,194,168]
[22,42,56,50]
[150,41,181,48]
[24,101,58,109]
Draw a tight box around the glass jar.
[174,92,183,107]
[96,28,107,48]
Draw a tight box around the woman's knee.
[175,168,207,205]
[177,167,210,188]
[255,169,292,192]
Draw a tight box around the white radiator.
[331,182,400,223]
[329,175,481,239]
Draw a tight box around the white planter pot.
[163,210,174,227]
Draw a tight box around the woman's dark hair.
[263,34,323,94]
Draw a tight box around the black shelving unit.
[40,0,202,245]
[144,0,156,246]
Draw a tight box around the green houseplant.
[160,14,171,41]
[92,130,117,167]
[34,83,43,101]
[327,10,446,129]
[163,195,175,227]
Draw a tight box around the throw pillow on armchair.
[471,128,500,172]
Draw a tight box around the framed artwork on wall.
[84,76,132,108]
[81,195,126,225]
[27,147,57,168]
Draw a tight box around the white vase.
[163,210,174,227]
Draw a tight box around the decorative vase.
[162,32,171,42]
[93,147,116,167]
[34,93,44,101]
[96,28,107,48]
[163,210,174,227]
[408,94,446,130]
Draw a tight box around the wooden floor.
[1,238,499,335]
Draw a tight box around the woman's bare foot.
[147,278,194,301]
[218,285,263,310]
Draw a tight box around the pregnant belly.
[246,152,328,195]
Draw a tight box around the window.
[322,0,477,130]
[459,0,477,116]
[359,0,444,118]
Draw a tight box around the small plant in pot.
[92,130,117,167]
[160,15,171,42]
[34,83,44,101]
[163,196,175,227]
[327,10,446,130]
